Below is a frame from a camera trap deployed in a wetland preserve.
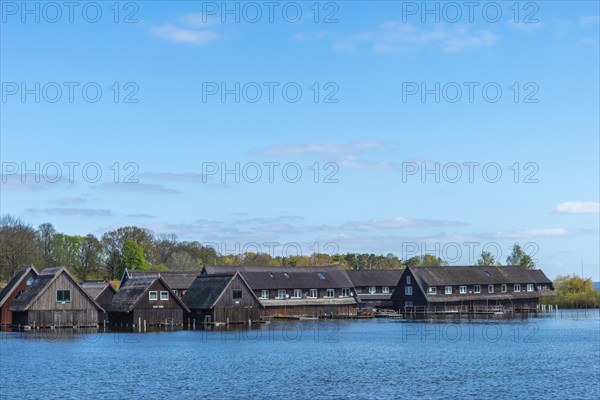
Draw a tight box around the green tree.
[519,254,536,270]
[506,243,526,265]
[402,254,445,268]
[76,234,104,280]
[477,251,499,266]
[117,240,149,277]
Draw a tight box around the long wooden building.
[347,269,403,310]
[11,267,103,328]
[107,275,189,326]
[202,265,357,318]
[391,266,554,313]
[0,265,38,325]
[183,272,262,324]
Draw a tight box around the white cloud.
[26,208,114,217]
[555,201,600,214]
[150,24,220,46]
[497,228,582,238]
[255,141,381,157]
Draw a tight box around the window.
[382,286,389,294]
[405,286,413,295]
[233,290,243,299]
[445,286,452,295]
[404,301,413,308]
[283,272,290,278]
[514,284,521,292]
[56,290,71,302]
[428,287,437,295]
[261,290,269,299]
[326,289,335,298]
[474,285,481,294]
[406,276,411,284]
[501,284,507,293]
[26,276,34,285]
[15,290,25,299]
[459,286,467,294]
[309,289,318,298]
[173,289,179,296]
[368,286,376,294]
[527,284,534,292]
[341,288,351,297]
[317,273,326,280]
[268,272,274,278]
[277,289,286,299]
[293,289,302,298]
[149,291,157,301]
[488,285,494,293]
[160,291,169,300]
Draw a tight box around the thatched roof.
[182,273,258,310]
[202,265,354,290]
[346,269,403,287]
[121,269,199,290]
[0,265,38,307]
[107,275,189,313]
[81,281,116,300]
[11,267,103,312]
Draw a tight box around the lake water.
[1,310,599,399]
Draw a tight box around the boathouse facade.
[183,272,262,324]
[391,266,554,313]
[11,267,103,328]
[107,275,189,326]
[81,281,116,323]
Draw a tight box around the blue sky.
[1,1,599,279]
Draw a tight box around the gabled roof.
[201,265,354,290]
[183,272,261,310]
[81,281,116,300]
[11,267,103,312]
[107,275,189,313]
[121,269,199,290]
[0,265,38,307]
[409,266,552,287]
[347,269,404,287]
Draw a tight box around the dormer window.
[26,276,35,286]
[317,273,326,280]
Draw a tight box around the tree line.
[1,214,537,282]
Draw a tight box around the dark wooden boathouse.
[81,281,116,324]
[183,272,262,324]
[347,269,403,310]
[107,275,189,326]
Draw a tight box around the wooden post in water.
[144,320,147,332]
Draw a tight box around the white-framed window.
[277,289,286,299]
[445,286,452,295]
[309,289,318,298]
[160,291,169,301]
[459,286,467,294]
[428,287,437,295]
[527,284,534,292]
[382,286,389,294]
[405,286,413,296]
[514,284,521,292]
[368,286,376,294]
[406,276,411,284]
[261,290,269,299]
[341,288,351,297]
[474,285,481,294]
[501,284,507,293]
[405,300,413,308]
[488,285,494,293]
[149,291,157,301]
[293,289,302,298]
[326,289,335,298]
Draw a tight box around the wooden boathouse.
[391,265,554,315]
[81,281,116,324]
[347,269,403,310]
[11,267,104,328]
[106,275,189,326]
[183,272,262,325]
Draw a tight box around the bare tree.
[0,215,41,279]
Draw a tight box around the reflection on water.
[1,310,599,399]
